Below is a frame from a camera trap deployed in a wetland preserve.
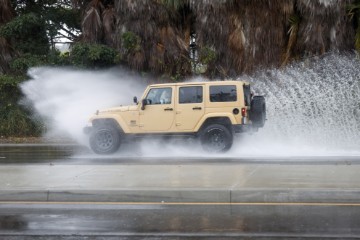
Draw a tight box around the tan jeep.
[84,80,266,154]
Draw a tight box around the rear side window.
[210,85,237,102]
[179,86,203,104]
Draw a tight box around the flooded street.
[1,145,360,239]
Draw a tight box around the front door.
[139,87,175,132]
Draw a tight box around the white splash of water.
[21,67,146,145]
[234,53,360,156]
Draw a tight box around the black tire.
[250,96,266,128]
[89,125,121,154]
[200,124,233,153]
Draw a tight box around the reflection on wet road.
[1,145,360,166]
[1,202,360,239]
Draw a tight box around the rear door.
[175,85,204,130]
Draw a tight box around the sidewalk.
[0,158,360,203]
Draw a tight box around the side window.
[179,86,203,104]
[146,87,172,105]
[210,85,237,102]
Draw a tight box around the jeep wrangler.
[84,81,266,154]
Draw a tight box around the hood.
[98,105,138,114]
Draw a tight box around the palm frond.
[282,14,300,66]
[192,0,293,76]
[82,0,104,43]
[295,0,353,56]
[0,0,16,74]
[114,0,191,77]
[0,0,14,24]
[102,6,116,46]
[160,0,190,10]
[347,2,360,20]
[355,28,360,52]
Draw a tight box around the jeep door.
[139,87,175,132]
[176,85,204,130]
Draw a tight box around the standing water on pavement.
[20,53,360,157]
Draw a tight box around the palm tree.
[192,0,293,77]
[77,0,116,46]
[0,0,16,74]
[81,0,105,43]
[113,0,191,78]
[78,0,358,78]
[294,0,354,56]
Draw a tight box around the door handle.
[192,107,202,110]
[164,108,173,111]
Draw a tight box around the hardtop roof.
[148,80,249,88]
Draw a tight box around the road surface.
[1,145,360,239]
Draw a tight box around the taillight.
[241,108,246,117]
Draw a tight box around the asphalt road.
[1,201,360,239]
[1,145,360,239]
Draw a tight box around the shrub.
[69,43,118,68]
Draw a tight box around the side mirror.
[141,99,147,110]
[133,96,138,104]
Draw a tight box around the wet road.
[1,201,360,239]
[1,145,360,239]
[0,144,360,166]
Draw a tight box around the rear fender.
[194,114,236,132]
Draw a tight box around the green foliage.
[45,49,71,66]
[45,5,81,30]
[69,43,118,68]
[0,105,43,137]
[10,54,45,73]
[0,0,85,137]
[122,31,141,52]
[0,13,49,55]
[9,0,81,42]
[199,46,216,65]
[0,74,42,137]
[0,75,25,114]
[0,13,39,37]
[0,74,23,88]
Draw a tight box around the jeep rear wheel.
[200,124,233,153]
[89,125,121,154]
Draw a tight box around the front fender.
[90,114,130,133]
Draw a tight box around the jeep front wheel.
[89,125,121,154]
[200,124,233,153]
